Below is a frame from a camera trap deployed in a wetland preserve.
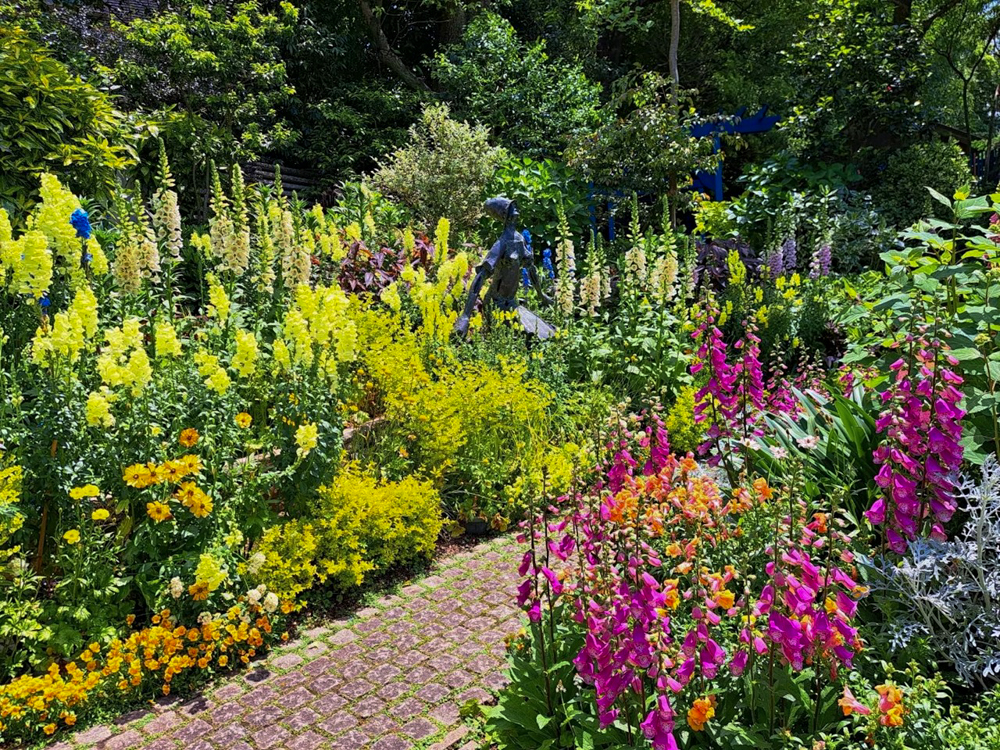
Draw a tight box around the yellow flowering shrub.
[251,520,319,601]
[664,386,705,455]
[254,469,442,597]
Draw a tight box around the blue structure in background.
[691,106,780,200]
[587,106,780,240]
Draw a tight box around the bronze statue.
[454,197,555,340]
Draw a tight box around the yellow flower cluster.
[0,213,51,299]
[96,319,152,396]
[310,204,346,261]
[84,389,116,428]
[206,274,231,325]
[154,321,183,359]
[397,251,470,344]
[194,553,228,593]
[434,217,450,263]
[35,175,88,287]
[0,463,24,549]
[30,286,99,366]
[273,284,357,388]
[193,350,231,395]
[231,330,258,378]
[295,422,318,458]
[0,603,289,743]
[123,454,202,491]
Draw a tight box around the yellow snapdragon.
[194,553,228,593]
[206,275,230,325]
[85,390,115,427]
[154,321,183,358]
[295,422,318,457]
[231,330,259,378]
[96,319,152,395]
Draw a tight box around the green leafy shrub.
[371,103,506,232]
[489,156,592,248]
[0,27,135,215]
[866,140,973,228]
[430,12,603,158]
[254,469,442,599]
[105,0,299,199]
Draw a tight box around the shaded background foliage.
[0,0,997,228]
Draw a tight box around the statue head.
[484,197,519,224]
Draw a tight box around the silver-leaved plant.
[864,454,1000,685]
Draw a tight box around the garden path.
[58,536,522,750]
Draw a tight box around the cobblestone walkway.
[60,536,522,750]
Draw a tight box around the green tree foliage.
[371,103,506,231]
[866,139,973,227]
[567,73,720,198]
[429,12,604,157]
[104,1,299,194]
[781,0,928,160]
[0,27,135,216]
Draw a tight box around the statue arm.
[454,266,490,337]
[528,264,553,306]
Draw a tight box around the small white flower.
[246,551,266,575]
[248,588,262,606]
[771,447,788,459]
[263,592,279,613]
[798,435,820,450]
[169,576,183,599]
[197,611,213,625]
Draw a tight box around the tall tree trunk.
[892,0,913,26]
[669,0,680,108]
[668,0,680,228]
[358,0,431,92]
[440,3,467,45]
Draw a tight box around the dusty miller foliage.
[864,455,1000,685]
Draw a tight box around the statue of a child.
[453,197,555,340]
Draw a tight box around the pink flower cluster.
[514,437,868,749]
[866,342,965,552]
[692,318,767,463]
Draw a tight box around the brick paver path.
[59,536,521,750]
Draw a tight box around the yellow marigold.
[234,412,252,429]
[188,581,210,601]
[147,502,173,523]
[179,428,200,448]
[176,482,213,517]
[687,696,716,732]
[43,723,56,735]
[177,454,202,475]
[91,508,110,521]
[69,484,100,499]
[63,529,80,544]
[123,463,154,488]
[156,461,185,484]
